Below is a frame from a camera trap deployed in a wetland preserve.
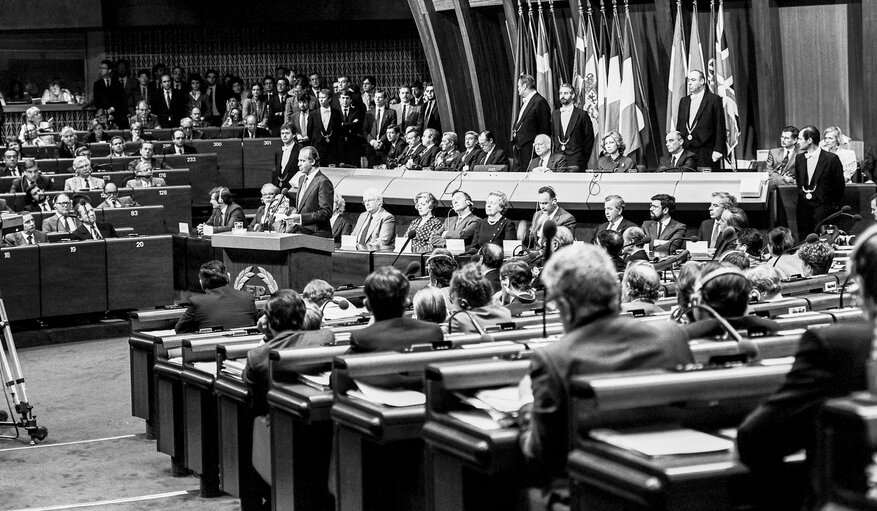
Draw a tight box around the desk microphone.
[828,214,862,245]
[683,303,759,361]
[541,219,557,338]
[321,296,350,312]
[404,261,421,279]
[772,233,819,267]
[653,250,690,272]
[267,188,289,214]
[390,230,417,266]
[711,227,738,260]
[622,236,651,249]
[813,205,852,234]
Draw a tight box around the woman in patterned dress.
[406,191,444,253]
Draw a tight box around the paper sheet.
[192,361,216,375]
[448,410,503,431]
[349,380,425,407]
[475,386,532,414]
[298,371,331,389]
[589,428,734,457]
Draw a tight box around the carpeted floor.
[0,337,240,511]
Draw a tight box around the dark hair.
[451,263,494,309]
[723,207,748,229]
[798,241,834,275]
[597,230,624,258]
[199,260,229,290]
[427,250,457,287]
[479,130,495,143]
[364,266,410,320]
[517,74,536,89]
[477,243,504,270]
[782,125,799,138]
[538,186,557,199]
[499,260,532,291]
[650,194,676,214]
[721,251,751,270]
[800,125,820,145]
[675,261,701,311]
[363,75,376,85]
[736,228,764,257]
[767,227,795,256]
[698,265,752,317]
[265,289,306,332]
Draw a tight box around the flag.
[548,0,569,84]
[597,3,610,135]
[666,0,688,132]
[535,3,555,111]
[706,0,716,91]
[573,2,603,165]
[688,1,705,76]
[714,0,739,159]
[511,2,536,131]
[619,7,644,156]
[604,11,623,133]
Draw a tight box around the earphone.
[691,267,749,306]
[452,189,473,208]
[219,187,233,205]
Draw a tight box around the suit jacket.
[460,147,484,171]
[267,93,290,130]
[794,149,845,208]
[675,90,726,167]
[528,207,577,247]
[338,105,364,144]
[58,143,85,160]
[97,196,138,208]
[151,88,187,127]
[128,114,161,129]
[437,213,481,249]
[241,98,270,126]
[242,127,272,139]
[657,150,699,171]
[290,170,333,238]
[737,323,871,503]
[641,218,688,253]
[309,107,342,162]
[63,175,105,192]
[421,100,441,132]
[363,107,397,144]
[3,230,47,246]
[11,175,53,193]
[476,148,510,168]
[513,92,552,148]
[351,208,396,249]
[520,313,694,478]
[526,153,568,172]
[591,217,637,243]
[698,218,726,248]
[162,144,197,155]
[174,285,257,334]
[126,177,167,188]
[382,139,409,166]
[205,202,245,233]
[390,102,423,132]
[70,222,118,241]
[93,77,126,116]
[551,106,594,171]
[289,107,315,144]
[42,214,81,233]
[248,204,279,232]
[274,144,301,189]
[766,146,799,177]
[413,145,440,170]
[332,215,353,243]
[349,317,444,353]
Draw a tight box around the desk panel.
[242,139,278,188]
[97,205,166,235]
[163,154,219,204]
[39,240,107,316]
[123,185,192,226]
[332,249,372,288]
[106,236,173,310]
[193,140,243,189]
[0,192,25,211]
[372,251,425,276]
[0,245,40,320]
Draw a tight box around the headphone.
[426,252,455,267]
[691,267,749,306]
[453,189,473,209]
[218,187,233,205]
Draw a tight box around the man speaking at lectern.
[280,146,333,238]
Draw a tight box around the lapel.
[298,172,318,208]
[691,91,710,125]
[810,151,829,187]
[515,93,538,129]
[368,211,382,239]
[564,108,580,138]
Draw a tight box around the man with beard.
[551,83,594,171]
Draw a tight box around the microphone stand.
[541,222,557,339]
[680,303,759,361]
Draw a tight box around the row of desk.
[13,127,245,151]
[0,168,190,194]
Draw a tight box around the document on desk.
[148,329,179,338]
[222,359,246,378]
[298,371,331,390]
[193,361,217,375]
[474,386,532,414]
[349,380,426,407]
[448,410,504,431]
[589,428,734,457]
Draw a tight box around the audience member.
[351,188,396,250]
[434,189,481,250]
[97,182,138,208]
[41,193,80,233]
[413,286,448,324]
[764,226,805,279]
[476,243,505,294]
[448,263,512,333]
[622,226,649,264]
[174,260,257,333]
[766,125,799,187]
[64,156,104,191]
[494,260,537,314]
[330,194,352,243]
[468,191,516,253]
[658,130,697,171]
[426,249,458,313]
[3,213,46,246]
[432,131,462,171]
[406,192,443,253]
[199,186,244,234]
[70,198,118,240]
[524,186,577,249]
[11,159,51,193]
[459,130,483,172]
[595,230,626,272]
[526,134,567,172]
[683,264,780,337]
[620,262,664,315]
[475,129,509,168]
[591,194,636,243]
[797,240,834,276]
[698,191,736,248]
[596,131,635,172]
[746,265,783,302]
[642,193,687,253]
[720,250,751,270]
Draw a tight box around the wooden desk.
[106,235,173,310]
[242,138,279,188]
[39,240,107,316]
[192,139,244,189]
[0,245,40,320]
[97,205,167,235]
[331,249,372,288]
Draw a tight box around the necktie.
[375,109,382,135]
[113,199,120,208]
[300,112,307,135]
[177,147,182,155]
[166,91,171,109]
[672,155,678,168]
[42,203,50,212]
[67,217,76,232]
[402,105,407,128]
[344,108,349,119]
[710,222,720,247]
[92,226,102,240]
[142,86,147,99]
[657,222,663,238]
[425,102,432,123]
[83,177,90,189]
[26,234,33,245]
[105,79,110,88]
[778,151,789,173]
[359,215,372,245]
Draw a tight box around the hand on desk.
[531,166,553,174]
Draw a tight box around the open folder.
[589,427,735,457]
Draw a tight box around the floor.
[0,337,240,511]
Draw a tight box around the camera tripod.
[0,299,48,445]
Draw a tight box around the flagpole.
[624,0,659,165]
[548,0,568,84]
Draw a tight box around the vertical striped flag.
[688,0,705,76]
[597,1,610,137]
[714,0,739,160]
[604,5,623,133]
[706,0,716,91]
[573,1,604,166]
[548,0,569,84]
[666,0,688,132]
[618,3,644,156]
[511,0,536,131]
[535,2,555,111]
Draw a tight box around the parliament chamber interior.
[1,0,876,510]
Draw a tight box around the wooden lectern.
[212,232,334,295]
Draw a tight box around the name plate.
[446,239,465,255]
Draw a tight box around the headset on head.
[217,186,232,205]
[849,224,877,276]
[453,189,473,208]
[691,266,749,305]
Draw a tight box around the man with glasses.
[151,74,185,127]
[64,156,104,191]
[129,100,160,129]
[97,182,138,208]
[179,117,204,140]
[3,213,47,246]
[350,188,396,250]
[360,76,377,110]
[70,198,118,241]
[11,158,52,193]
[41,193,81,233]
[248,183,285,232]
[163,130,197,156]
[641,193,687,253]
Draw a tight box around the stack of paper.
[347,380,425,407]
[222,359,246,379]
[298,371,331,390]
[589,428,734,457]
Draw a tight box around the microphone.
[268,187,289,213]
[321,296,351,312]
[772,233,819,267]
[404,261,421,279]
[622,236,651,249]
[390,230,417,266]
[653,250,690,272]
[682,303,759,361]
[813,205,852,234]
[541,219,558,338]
[711,227,738,261]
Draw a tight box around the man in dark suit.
[287,93,313,145]
[421,82,441,132]
[349,266,443,353]
[126,69,152,117]
[203,69,229,126]
[310,89,341,165]
[11,158,52,193]
[512,74,552,171]
[476,130,510,168]
[641,193,687,253]
[476,244,504,294]
[151,74,186,128]
[552,83,594,171]
[622,227,650,264]
[766,125,800,187]
[92,60,129,129]
[519,243,694,486]
[198,187,245,235]
[459,131,483,172]
[41,193,81,233]
[524,185,577,249]
[526,134,567,172]
[129,100,161,129]
[793,125,845,239]
[363,90,397,167]
[267,78,291,136]
[242,115,272,139]
[657,131,699,171]
[163,130,198,155]
[281,146,333,238]
[695,191,736,248]
[675,70,726,171]
[381,124,408,168]
[70,199,118,241]
[2,213,47,246]
[274,124,300,190]
[407,128,440,170]
[175,260,257,334]
[390,85,422,133]
[338,90,364,167]
[591,194,637,243]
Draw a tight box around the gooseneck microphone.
[541,220,558,338]
[321,296,351,312]
[772,233,819,267]
[404,261,422,280]
[681,303,760,361]
[813,205,852,234]
[390,230,418,266]
[622,236,651,249]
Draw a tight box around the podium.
[212,232,334,294]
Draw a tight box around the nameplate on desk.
[341,235,357,251]
[502,240,520,257]
[202,225,214,236]
[395,237,412,253]
[447,239,465,255]
[823,281,837,292]
[178,222,189,235]
[198,326,223,333]
[686,241,708,254]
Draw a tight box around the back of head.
[450,263,494,309]
[499,260,533,291]
[720,251,751,270]
[553,226,575,249]
[623,226,647,248]
[478,243,504,270]
[199,260,229,290]
[695,263,751,317]
[767,227,795,256]
[675,261,702,310]
[302,278,335,307]
[798,240,834,275]
[265,289,306,332]
[622,262,661,303]
[850,225,877,316]
[596,229,624,258]
[413,287,448,324]
[302,307,324,330]
[542,244,620,318]
[364,266,410,320]
[426,249,458,287]
[737,228,764,257]
[746,265,781,301]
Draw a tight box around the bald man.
[526,134,567,172]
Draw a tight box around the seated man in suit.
[797,239,834,276]
[519,244,694,493]
[620,262,665,315]
[41,193,81,233]
[591,194,637,243]
[97,182,139,208]
[349,265,444,353]
[179,116,205,140]
[3,213,47,246]
[108,136,128,158]
[595,229,626,272]
[622,226,650,265]
[476,243,504,295]
[406,127,440,170]
[392,126,424,169]
[432,189,481,250]
[765,125,799,188]
[198,186,244,235]
[432,131,463,171]
[11,158,53,193]
[641,193,687,254]
[521,185,577,249]
[657,130,698,171]
[175,260,257,334]
[125,161,168,188]
[64,156,105,191]
[459,130,483,172]
[126,141,170,173]
[526,134,567,172]
[351,188,396,250]
[1,148,21,177]
[70,197,118,240]
[242,114,271,139]
[697,191,737,248]
[128,100,161,129]
[57,126,84,159]
[476,130,509,168]
[163,129,197,155]
[448,262,513,333]
[381,124,408,168]
[248,183,285,232]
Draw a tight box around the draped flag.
[714,0,739,159]
[548,0,569,84]
[688,0,705,77]
[535,3,555,111]
[573,3,603,164]
[706,0,716,91]
[666,0,688,132]
[597,2,610,136]
[619,5,644,156]
[511,1,536,131]
[604,8,623,133]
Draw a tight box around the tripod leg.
[0,299,47,444]
[0,300,28,405]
